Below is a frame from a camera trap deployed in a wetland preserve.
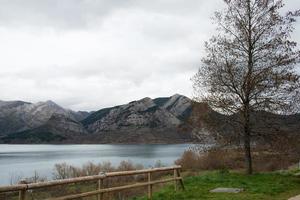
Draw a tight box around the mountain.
[81,94,195,143]
[186,102,300,146]
[1,94,298,144]
[2,114,88,143]
[0,94,199,143]
[0,100,91,136]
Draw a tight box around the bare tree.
[192,0,300,174]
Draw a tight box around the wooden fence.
[0,165,184,200]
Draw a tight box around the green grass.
[133,171,300,200]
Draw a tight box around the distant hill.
[80,94,195,143]
[186,102,300,146]
[0,100,89,136]
[0,94,299,144]
[0,94,199,143]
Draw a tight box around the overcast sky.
[0,0,299,111]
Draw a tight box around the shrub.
[175,144,300,172]
[175,147,244,171]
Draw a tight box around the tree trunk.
[244,0,253,175]
[243,107,253,174]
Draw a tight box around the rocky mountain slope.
[1,114,88,143]
[0,94,198,143]
[81,94,194,143]
[1,94,298,144]
[0,100,89,136]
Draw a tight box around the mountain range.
[0,94,299,144]
[0,94,201,143]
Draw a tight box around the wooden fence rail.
[0,165,184,200]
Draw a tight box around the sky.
[0,0,299,111]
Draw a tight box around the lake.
[0,144,194,186]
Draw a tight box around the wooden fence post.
[176,169,185,190]
[97,173,105,200]
[173,169,177,192]
[148,172,152,200]
[18,180,27,200]
[19,189,26,200]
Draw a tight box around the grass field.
[2,170,300,200]
[133,170,300,200]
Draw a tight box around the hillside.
[0,100,89,136]
[0,94,199,143]
[0,94,299,144]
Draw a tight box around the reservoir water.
[0,144,193,185]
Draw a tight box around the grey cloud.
[0,0,215,30]
[0,0,131,29]
[0,0,299,111]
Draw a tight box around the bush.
[175,144,300,172]
[52,160,147,180]
[175,147,244,171]
[52,161,113,178]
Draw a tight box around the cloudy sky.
[0,0,299,111]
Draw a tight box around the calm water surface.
[0,144,193,185]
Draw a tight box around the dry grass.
[175,147,243,171]
[175,143,300,172]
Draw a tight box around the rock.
[80,94,197,143]
[294,172,300,177]
[210,188,244,193]
[289,195,300,200]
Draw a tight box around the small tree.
[192,0,300,174]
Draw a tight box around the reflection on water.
[0,144,194,185]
